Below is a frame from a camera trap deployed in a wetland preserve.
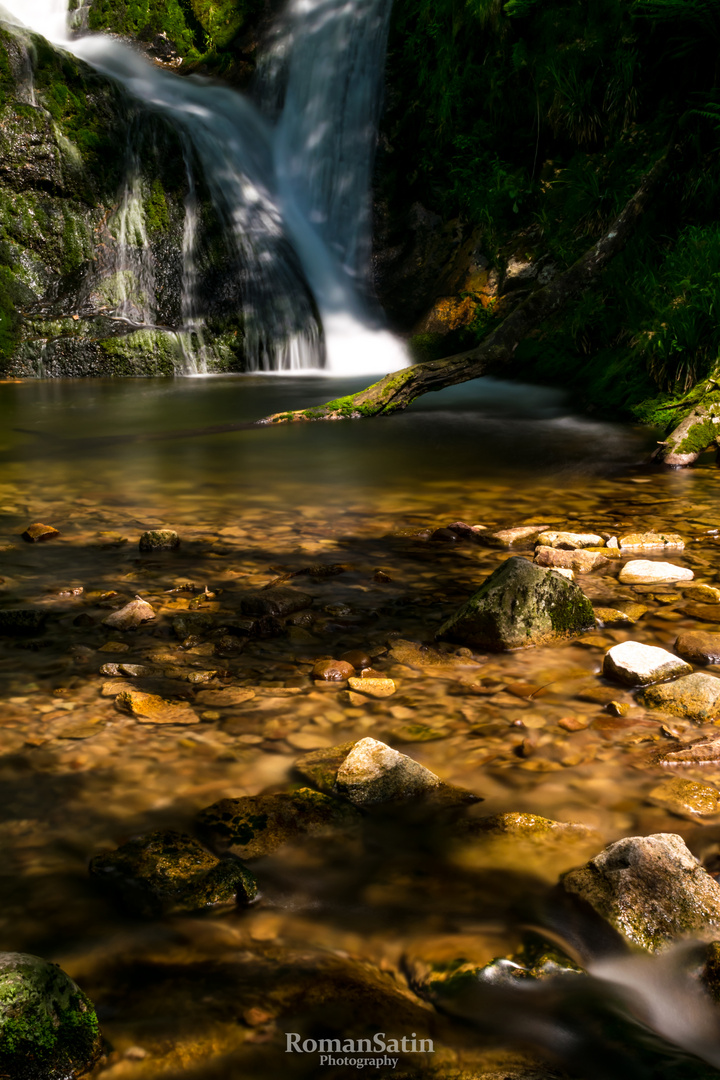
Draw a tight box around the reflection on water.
[2,375,720,1078]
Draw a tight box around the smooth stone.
[436,556,595,651]
[675,631,720,665]
[536,531,603,549]
[387,639,471,669]
[640,673,720,721]
[619,560,694,584]
[335,737,442,805]
[312,659,355,681]
[194,687,256,706]
[602,641,692,686]
[115,690,200,725]
[593,603,648,627]
[240,587,313,618]
[138,529,180,551]
[196,788,360,858]
[0,953,101,1077]
[478,525,549,549]
[89,829,256,917]
[21,522,60,542]
[535,546,608,573]
[338,649,372,669]
[649,777,720,817]
[683,603,720,623]
[446,520,487,541]
[561,833,720,951]
[102,597,155,630]
[619,532,685,552]
[0,608,47,636]
[347,676,396,698]
[685,585,720,603]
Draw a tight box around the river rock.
[619,560,694,584]
[536,531,604,549]
[649,777,720,817]
[658,739,720,765]
[619,532,685,552]
[115,689,200,724]
[347,676,396,698]
[387,638,473,670]
[194,686,255,706]
[312,659,355,680]
[139,529,180,551]
[685,584,720,603]
[447,520,487,541]
[197,788,360,857]
[172,612,214,639]
[89,829,256,917]
[338,649,372,669]
[561,833,720,950]
[535,546,608,573]
[240,587,313,618]
[0,608,47,636]
[102,596,155,630]
[294,737,465,807]
[639,673,720,721]
[683,603,720,623]
[593,604,648,626]
[21,522,60,542]
[675,631,720,665]
[0,953,102,1078]
[436,556,595,650]
[602,641,691,685]
[479,525,549,549]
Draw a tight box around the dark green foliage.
[87,0,198,53]
[0,266,23,366]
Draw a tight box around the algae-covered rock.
[139,529,180,552]
[89,829,256,916]
[561,833,720,951]
[197,787,360,857]
[436,556,595,651]
[0,952,102,1079]
[640,673,720,721]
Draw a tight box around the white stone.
[552,568,575,580]
[536,531,603,549]
[603,641,692,686]
[335,737,441,805]
[619,560,694,584]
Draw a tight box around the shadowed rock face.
[561,833,720,952]
[0,952,102,1079]
[436,556,595,651]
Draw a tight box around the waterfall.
[0,0,408,376]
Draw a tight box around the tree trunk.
[257,144,676,426]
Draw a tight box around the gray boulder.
[561,833,720,951]
[0,953,101,1079]
[436,556,595,650]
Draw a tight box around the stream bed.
[2,375,720,1079]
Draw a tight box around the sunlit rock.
[115,689,199,724]
[675,631,720,665]
[640,673,720,721]
[536,531,603,549]
[102,596,155,630]
[602,641,691,686]
[561,833,720,951]
[619,560,693,584]
[21,522,60,542]
[649,777,720,818]
[535,546,608,573]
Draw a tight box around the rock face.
[619,560,694,584]
[602,641,692,685]
[197,788,360,858]
[675,631,720,664]
[0,952,102,1079]
[640,673,720,721]
[89,829,256,916]
[436,556,595,651]
[561,833,720,951]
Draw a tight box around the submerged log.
[257,144,676,426]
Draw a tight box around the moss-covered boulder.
[561,833,720,951]
[89,829,256,917]
[197,787,361,857]
[0,952,102,1079]
[436,556,595,651]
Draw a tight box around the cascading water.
[0,0,408,375]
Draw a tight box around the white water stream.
[0,0,408,375]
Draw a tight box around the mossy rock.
[436,556,595,651]
[89,829,256,917]
[0,953,102,1079]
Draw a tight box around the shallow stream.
[3,376,720,1078]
